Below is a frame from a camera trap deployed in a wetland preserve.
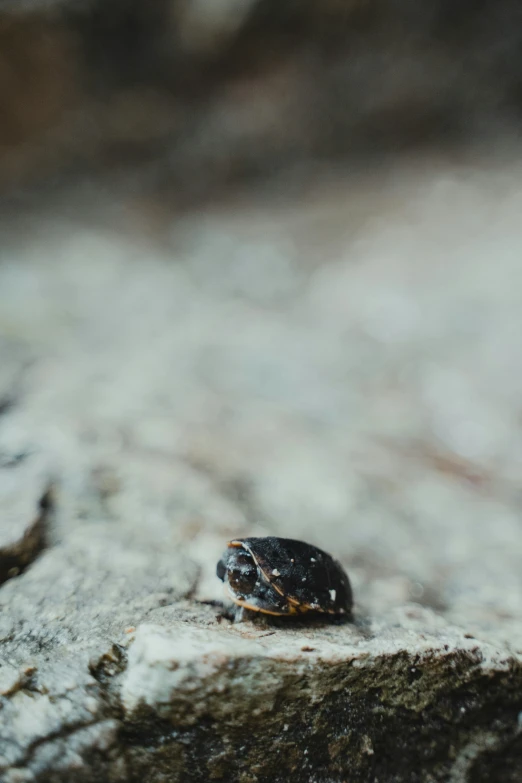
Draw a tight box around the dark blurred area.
[1,0,522,207]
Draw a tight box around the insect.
[216,536,352,619]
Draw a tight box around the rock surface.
[1,154,522,781]
[0,452,53,585]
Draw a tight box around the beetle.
[216,536,352,618]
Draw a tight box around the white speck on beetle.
[290,559,295,563]
[310,557,316,562]
[283,724,289,731]
[272,569,280,576]
[329,589,336,601]
[302,577,306,582]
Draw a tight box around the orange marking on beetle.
[229,594,299,616]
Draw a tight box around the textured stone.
[0,454,53,585]
[1,156,522,781]
[117,617,522,783]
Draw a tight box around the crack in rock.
[0,455,54,586]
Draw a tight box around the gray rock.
[1,157,522,781]
[0,453,53,585]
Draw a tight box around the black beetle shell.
[216,536,352,617]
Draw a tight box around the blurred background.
[1,0,522,642]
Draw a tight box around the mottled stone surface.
[1,154,522,781]
[0,454,52,585]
